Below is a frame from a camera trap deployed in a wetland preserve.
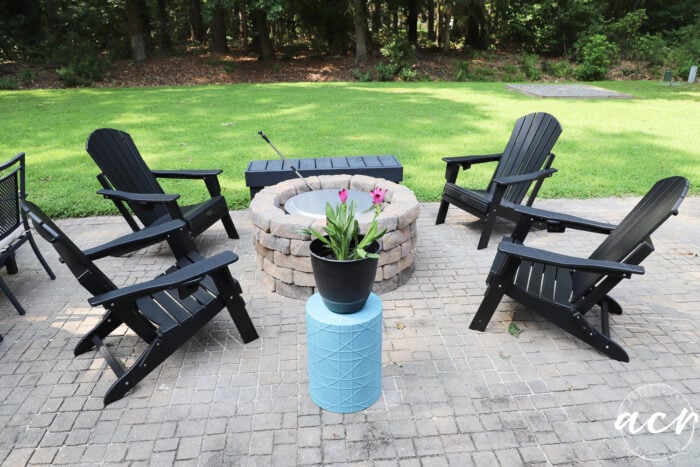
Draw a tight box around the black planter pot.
[309,237,380,314]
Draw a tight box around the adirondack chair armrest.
[152,170,224,196]
[89,251,239,307]
[83,220,187,261]
[492,168,557,187]
[497,241,645,277]
[97,189,180,206]
[151,169,223,179]
[441,153,502,169]
[513,205,617,234]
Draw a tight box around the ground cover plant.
[1,80,698,218]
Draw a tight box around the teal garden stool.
[306,293,383,413]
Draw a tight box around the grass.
[1,80,698,218]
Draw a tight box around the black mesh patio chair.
[435,112,562,249]
[86,128,239,240]
[23,201,258,405]
[470,176,689,362]
[0,153,55,315]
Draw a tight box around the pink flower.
[371,187,386,205]
[338,188,348,204]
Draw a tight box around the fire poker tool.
[258,130,314,191]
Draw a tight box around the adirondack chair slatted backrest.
[23,201,116,298]
[571,176,689,301]
[488,112,562,203]
[86,128,168,226]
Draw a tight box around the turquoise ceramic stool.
[306,292,382,413]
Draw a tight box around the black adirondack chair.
[0,153,55,316]
[23,201,258,405]
[86,128,239,240]
[470,176,689,362]
[435,112,562,249]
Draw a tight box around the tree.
[351,0,372,64]
[156,0,172,51]
[126,0,148,62]
[464,0,488,49]
[251,8,275,60]
[210,4,229,53]
[189,0,205,43]
[441,1,455,53]
[407,0,419,44]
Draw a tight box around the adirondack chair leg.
[478,184,508,250]
[436,163,461,225]
[477,212,496,250]
[535,301,628,361]
[435,200,450,225]
[600,296,623,315]
[599,296,622,340]
[103,335,169,405]
[211,271,259,343]
[0,276,27,315]
[569,312,629,362]
[223,291,259,343]
[478,203,505,250]
[221,214,240,240]
[470,282,507,331]
[75,309,157,356]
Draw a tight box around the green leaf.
[508,322,523,338]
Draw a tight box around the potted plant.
[299,187,387,313]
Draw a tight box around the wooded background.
[1,1,698,85]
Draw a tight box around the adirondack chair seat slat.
[470,176,689,362]
[436,112,562,249]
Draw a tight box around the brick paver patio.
[0,198,698,466]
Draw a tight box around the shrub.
[53,44,111,87]
[453,61,471,82]
[501,64,526,82]
[398,67,417,82]
[19,69,34,87]
[353,68,372,82]
[454,61,496,82]
[520,53,541,80]
[372,63,395,82]
[575,34,619,81]
[0,76,19,90]
[542,59,575,79]
[664,20,700,80]
[635,34,668,66]
[380,35,416,75]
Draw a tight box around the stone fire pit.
[249,175,419,299]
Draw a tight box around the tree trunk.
[240,5,250,54]
[252,9,275,61]
[351,0,372,64]
[126,0,147,62]
[442,2,453,53]
[465,0,488,49]
[427,0,436,43]
[189,0,205,43]
[407,0,418,44]
[210,6,228,53]
[156,0,171,51]
[371,0,382,34]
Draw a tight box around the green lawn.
[1,80,698,218]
